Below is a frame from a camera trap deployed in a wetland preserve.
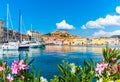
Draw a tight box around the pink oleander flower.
[21,75,24,80]
[0,62,6,71]
[11,60,19,74]
[11,60,29,75]
[6,74,14,82]
[95,62,108,75]
[112,64,118,74]
[111,57,117,63]
[0,66,4,71]
[18,60,29,70]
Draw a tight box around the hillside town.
[0,19,120,46]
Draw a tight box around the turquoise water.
[1,46,104,81]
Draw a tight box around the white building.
[27,30,41,42]
[105,37,119,45]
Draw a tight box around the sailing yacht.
[2,4,19,50]
[19,40,30,49]
[2,41,19,50]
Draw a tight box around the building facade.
[92,38,106,45]
[27,30,41,41]
[0,20,4,42]
[72,36,87,46]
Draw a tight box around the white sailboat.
[2,4,19,50]
[18,11,30,50]
[19,40,30,49]
[2,41,19,50]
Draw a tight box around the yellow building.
[63,38,74,45]
[72,36,87,46]
[92,38,105,45]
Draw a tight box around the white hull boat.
[19,41,30,49]
[2,42,19,50]
[29,41,45,48]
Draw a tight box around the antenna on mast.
[6,4,9,28]
[30,24,32,31]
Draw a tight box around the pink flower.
[111,57,117,63]
[6,74,14,82]
[21,75,24,80]
[11,60,19,74]
[18,60,29,70]
[0,62,6,71]
[112,64,118,74]
[0,66,4,71]
[3,62,6,67]
[95,62,108,75]
[11,60,29,75]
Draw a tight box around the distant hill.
[111,35,120,39]
[43,30,75,38]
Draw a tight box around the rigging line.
[22,17,27,34]
[8,4,15,41]
[6,4,9,28]
[9,8,13,30]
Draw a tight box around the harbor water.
[0,45,106,81]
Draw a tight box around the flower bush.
[95,45,120,82]
[0,54,48,82]
[51,45,120,82]
[1,45,120,82]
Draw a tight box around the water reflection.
[45,46,103,53]
[28,48,43,56]
[1,48,44,57]
[0,46,105,57]
[0,45,117,57]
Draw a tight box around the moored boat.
[29,41,45,48]
[2,41,19,50]
[19,41,30,49]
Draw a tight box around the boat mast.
[18,9,21,42]
[21,15,22,42]
[30,24,33,41]
[6,4,9,42]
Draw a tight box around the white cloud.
[116,6,120,14]
[93,30,120,37]
[81,25,86,29]
[56,20,75,30]
[81,15,120,29]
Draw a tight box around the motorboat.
[29,41,45,48]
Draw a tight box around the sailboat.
[18,10,30,50]
[2,4,19,50]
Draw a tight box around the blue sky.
[0,0,120,37]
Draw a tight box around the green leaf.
[24,53,28,64]
[28,58,34,65]
[57,64,65,75]
[37,69,40,82]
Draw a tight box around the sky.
[0,0,120,37]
